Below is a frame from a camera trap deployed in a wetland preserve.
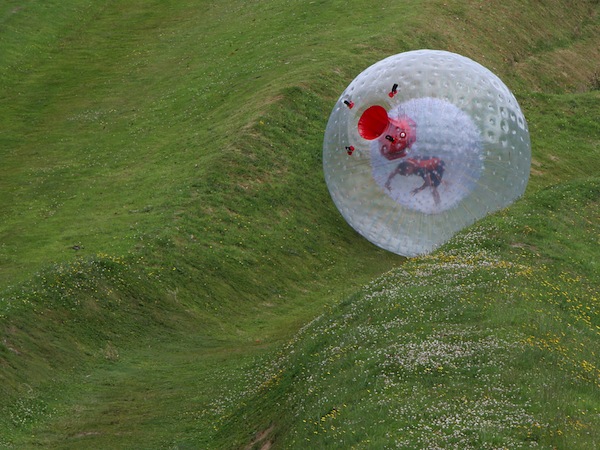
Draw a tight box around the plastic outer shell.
[323,49,531,257]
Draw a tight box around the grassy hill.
[0,0,598,448]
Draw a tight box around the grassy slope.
[0,0,412,447]
[210,1,600,449]
[0,0,598,448]
[216,181,599,449]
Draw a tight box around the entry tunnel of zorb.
[323,50,531,257]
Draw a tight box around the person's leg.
[432,186,440,205]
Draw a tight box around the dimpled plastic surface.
[323,50,530,257]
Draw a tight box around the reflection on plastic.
[323,50,531,257]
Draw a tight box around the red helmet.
[388,115,417,152]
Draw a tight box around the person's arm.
[385,166,401,190]
[410,172,432,195]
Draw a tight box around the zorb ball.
[323,49,531,257]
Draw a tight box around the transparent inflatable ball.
[323,50,531,257]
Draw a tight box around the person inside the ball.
[385,157,446,205]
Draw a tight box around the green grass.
[0,0,599,448]
[213,180,599,448]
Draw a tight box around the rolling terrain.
[0,0,599,448]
